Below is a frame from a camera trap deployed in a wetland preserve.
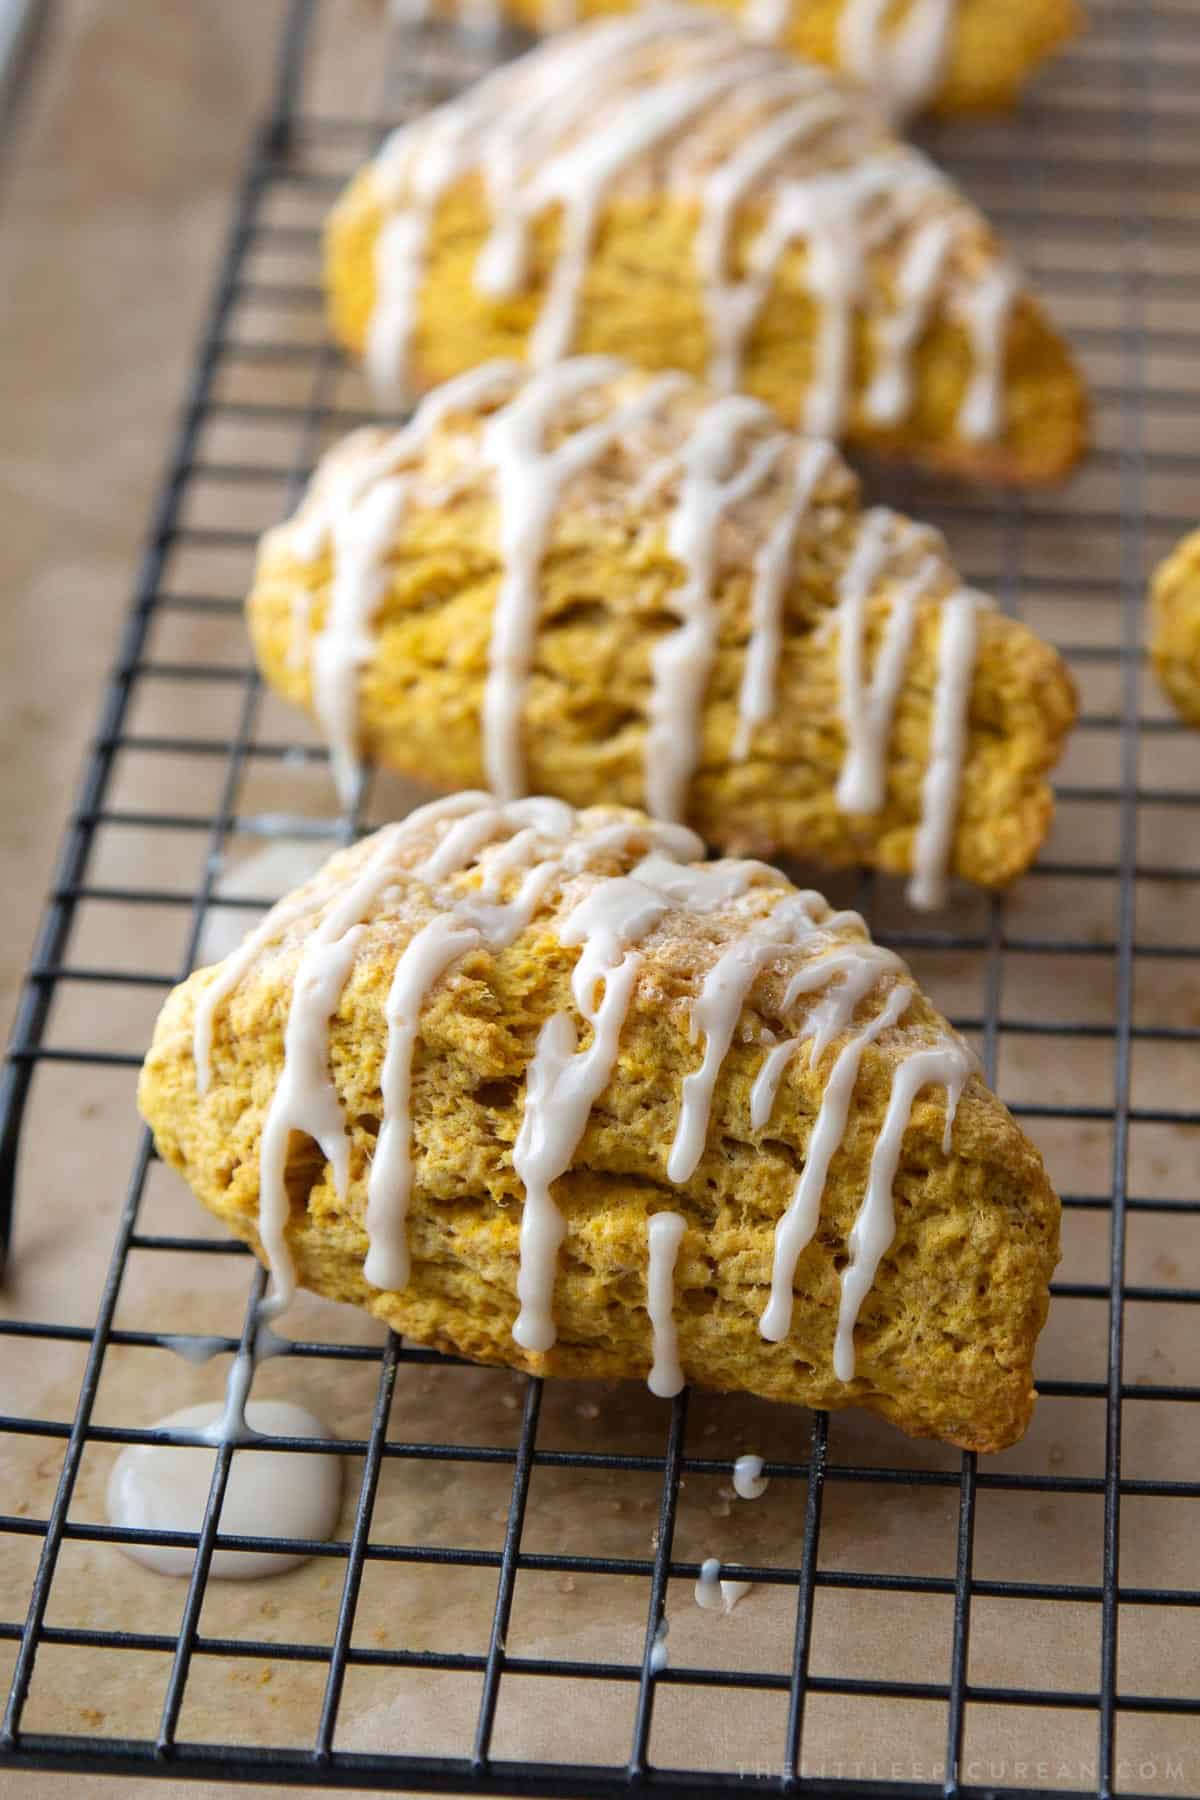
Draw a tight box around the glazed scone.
[138,796,1061,1452]
[435,0,1084,119]
[328,13,1088,484]
[1150,528,1200,727]
[248,359,1077,908]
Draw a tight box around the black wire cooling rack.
[2,0,1199,1792]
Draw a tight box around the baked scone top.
[360,10,1020,444]
[268,357,990,908]
[399,0,1080,121]
[184,793,980,1385]
[406,0,962,118]
[1150,526,1200,729]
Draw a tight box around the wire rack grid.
[1,0,1198,1792]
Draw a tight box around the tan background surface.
[1,5,335,1792]
[0,0,278,1049]
[2,3,1198,1799]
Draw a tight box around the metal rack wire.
[2,0,1198,1791]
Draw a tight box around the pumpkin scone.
[1150,528,1200,727]
[430,0,1084,120]
[327,12,1088,484]
[139,795,1061,1452]
[248,359,1077,909]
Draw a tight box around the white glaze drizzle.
[733,438,834,760]
[695,1556,725,1610]
[368,11,706,400]
[249,793,492,1315]
[907,588,981,911]
[843,542,946,814]
[364,914,482,1291]
[512,845,789,1353]
[632,849,786,906]
[206,1347,258,1448]
[669,889,825,1183]
[187,1316,296,1457]
[832,1030,974,1381]
[526,51,774,371]
[785,941,904,1068]
[367,801,701,1322]
[475,10,712,299]
[313,475,410,804]
[645,396,788,823]
[193,883,317,1097]
[711,144,951,439]
[695,73,852,393]
[649,1617,670,1672]
[833,515,968,894]
[368,797,681,1300]
[511,876,669,1351]
[255,828,418,1317]
[645,1211,687,1397]
[106,1400,341,1580]
[694,1556,750,1612]
[747,941,900,1129]
[367,92,520,403]
[834,506,900,813]
[866,214,956,425]
[363,14,1014,446]
[742,0,791,42]
[759,981,910,1344]
[750,1036,804,1132]
[732,1453,769,1499]
[957,262,1019,445]
[303,364,522,803]
[837,0,957,122]
[162,1334,229,1366]
[480,360,685,800]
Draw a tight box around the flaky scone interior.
[326,12,1088,484]
[248,359,1077,906]
[140,796,1061,1452]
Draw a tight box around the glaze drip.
[480,359,686,800]
[645,395,788,822]
[837,0,957,120]
[289,362,523,804]
[732,1453,770,1499]
[255,799,489,1315]
[645,1210,687,1396]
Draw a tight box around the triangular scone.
[248,360,1076,907]
[1151,528,1200,727]
[139,797,1060,1452]
[326,14,1087,484]
[449,0,1083,120]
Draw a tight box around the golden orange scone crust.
[139,803,1061,1453]
[247,366,1077,894]
[325,20,1088,485]
[488,0,1083,117]
[1151,528,1200,727]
